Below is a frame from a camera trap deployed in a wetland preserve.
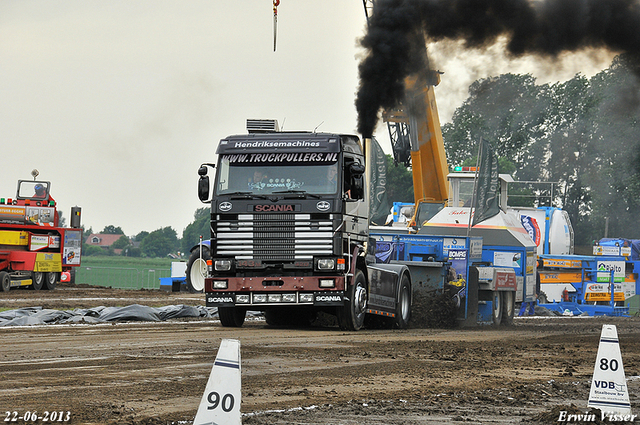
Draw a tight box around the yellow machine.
[382,73,449,206]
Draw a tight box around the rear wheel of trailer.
[501,291,515,325]
[491,291,502,326]
[44,272,58,290]
[31,272,44,290]
[393,274,411,329]
[1,272,10,292]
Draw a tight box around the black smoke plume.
[356,0,640,138]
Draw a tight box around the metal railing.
[506,180,564,208]
[75,266,171,290]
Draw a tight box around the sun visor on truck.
[216,133,359,155]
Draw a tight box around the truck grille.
[215,214,333,260]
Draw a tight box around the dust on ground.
[1,284,638,424]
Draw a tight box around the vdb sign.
[587,325,631,416]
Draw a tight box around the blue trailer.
[371,230,523,326]
[537,240,640,316]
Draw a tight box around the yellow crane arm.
[383,74,449,204]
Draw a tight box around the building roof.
[85,233,125,247]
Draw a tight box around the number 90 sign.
[207,391,235,412]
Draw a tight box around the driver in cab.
[249,169,268,190]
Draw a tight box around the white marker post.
[587,325,632,416]
[193,339,242,425]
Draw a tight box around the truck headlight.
[282,293,296,303]
[236,294,250,304]
[317,258,335,270]
[268,294,282,303]
[253,294,267,303]
[214,259,232,271]
[300,293,314,303]
[319,279,335,288]
[212,280,228,289]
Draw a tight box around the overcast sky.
[0,1,616,238]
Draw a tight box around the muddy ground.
[0,284,638,424]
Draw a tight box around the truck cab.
[197,121,372,329]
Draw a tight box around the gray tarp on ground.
[0,304,217,326]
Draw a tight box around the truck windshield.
[458,180,475,207]
[215,156,339,196]
[17,181,50,200]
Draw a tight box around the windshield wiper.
[224,191,269,200]
[273,190,321,199]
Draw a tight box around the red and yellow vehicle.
[0,174,82,291]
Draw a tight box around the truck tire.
[218,307,246,327]
[492,291,502,326]
[31,272,44,290]
[393,274,411,329]
[0,272,10,292]
[337,269,367,331]
[186,247,210,293]
[501,291,515,325]
[44,272,59,290]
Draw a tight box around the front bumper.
[206,290,345,307]
[205,275,346,307]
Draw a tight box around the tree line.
[441,55,640,245]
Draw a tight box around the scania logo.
[219,201,232,212]
[254,204,294,212]
[209,296,233,303]
[316,201,330,211]
[316,295,342,302]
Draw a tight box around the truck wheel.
[44,272,59,290]
[393,274,411,329]
[0,272,10,292]
[31,272,44,290]
[501,291,515,325]
[338,270,367,331]
[186,247,210,293]
[218,307,246,327]
[492,291,502,326]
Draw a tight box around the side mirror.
[198,164,215,203]
[198,176,210,202]
[347,163,365,200]
[198,166,210,203]
[349,163,365,176]
[350,175,364,200]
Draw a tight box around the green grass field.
[75,256,181,290]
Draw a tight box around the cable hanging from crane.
[273,0,279,51]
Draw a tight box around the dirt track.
[1,284,639,424]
